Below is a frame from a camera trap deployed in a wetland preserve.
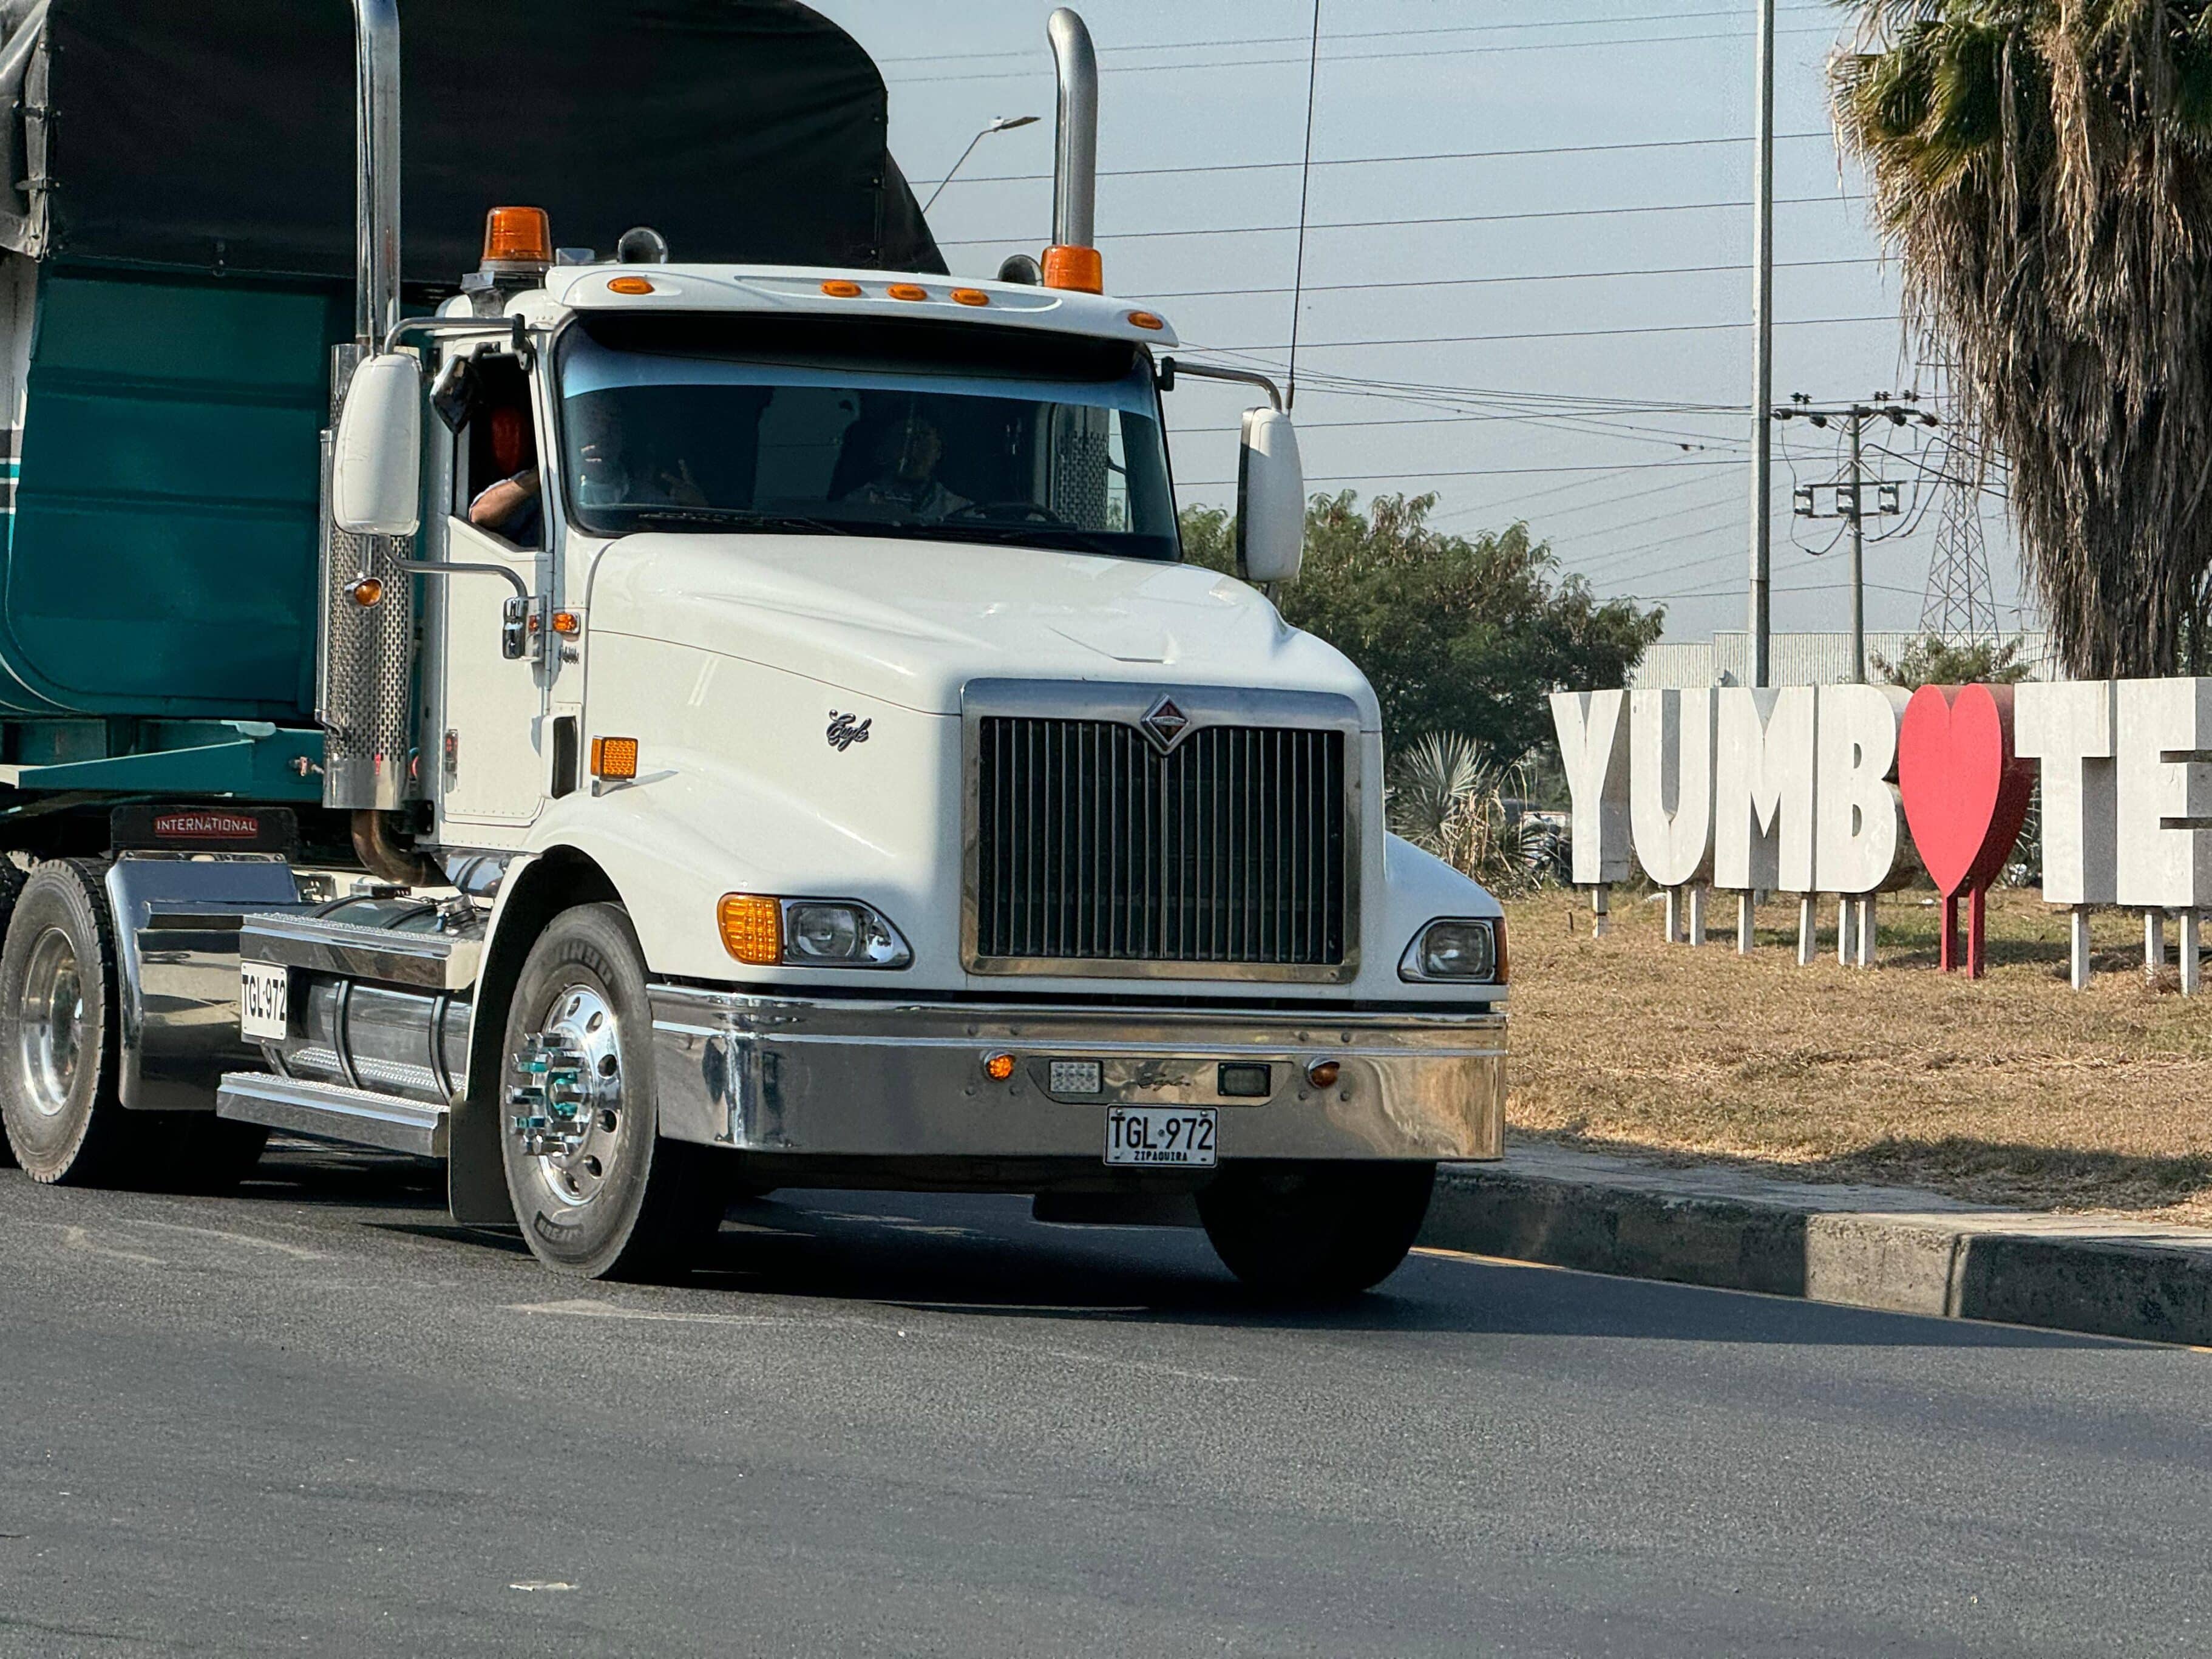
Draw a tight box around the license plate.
[239,961,289,1041]
[1104,1106,1216,1167]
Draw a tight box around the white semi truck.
[0,0,1505,1297]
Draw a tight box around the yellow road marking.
[1411,1246,1565,1271]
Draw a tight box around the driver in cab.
[838,410,969,521]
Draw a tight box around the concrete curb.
[1420,1145,2212,1348]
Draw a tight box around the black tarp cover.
[37,0,943,282]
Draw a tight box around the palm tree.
[1831,1,2212,676]
[1386,733,1546,895]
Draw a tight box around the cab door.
[435,353,547,833]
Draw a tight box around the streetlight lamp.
[922,114,1042,214]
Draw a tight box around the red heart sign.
[1896,684,2035,898]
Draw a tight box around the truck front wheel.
[1198,1161,1436,1303]
[498,903,725,1280]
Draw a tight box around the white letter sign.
[2114,677,2212,909]
[1551,690,1630,884]
[2014,680,2117,906]
[1712,687,1816,892]
[1814,684,1904,895]
[1629,688,1715,887]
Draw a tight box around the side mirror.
[1236,407,1304,586]
[333,353,423,537]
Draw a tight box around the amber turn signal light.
[551,610,582,636]
[1042,245,1103,293]
[590,735,639,781]
[482,206,552,265]
[983,1053,1017,1082]
[718,895,783,966]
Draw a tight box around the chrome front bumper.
[648,988,1504,1162]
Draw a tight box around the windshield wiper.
[622,507,857,535]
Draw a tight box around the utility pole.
[1747,0,1776,688]
[1847,409,1865,683]
[1777,392,1936,682]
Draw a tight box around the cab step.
[216,1071,450,1158]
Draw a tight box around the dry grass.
[1504,885,2212,1223]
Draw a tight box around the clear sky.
[809,0,2028,647]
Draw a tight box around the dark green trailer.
[0,0,938,854]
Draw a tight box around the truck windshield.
[555,314,1179,561]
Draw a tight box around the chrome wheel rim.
[18,926,84,1118]
[517,982,625,1209]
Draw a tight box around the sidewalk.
[1423,1141,2212,1347]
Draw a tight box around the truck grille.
[972,716,1348,969]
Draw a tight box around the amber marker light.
[718,895,783,966]
[1042,245,1103,293]
[589,735,639,781]
[551,611,582,636]
[348,576,384,608]
[820,279,863,297]
[1304,1059,1341,1090]
[1126,310,1164,330]
[886,283,929,302]
[482,205,552,264]
[983,1053,1017,1082]
[607,274,655,295]
[951,288,990,307]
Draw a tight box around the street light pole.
[920,113,1042,215]
[1748,0,1776,690]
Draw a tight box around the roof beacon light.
[481,206,552,268]
[1042,245,1102,293]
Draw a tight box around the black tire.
[498,903,725,1279]
[0,860,135,1184]
[1198,1161,1437,1303]
[0,857,25,1172]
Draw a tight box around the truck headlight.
[1398,917,1505,984]
[719,895,913,969]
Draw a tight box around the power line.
[934,192,1867,245]
[1140,255,1881,302]
[1623,577,1925,602]
[1179,348,1752,413]
[1182,314,1898,352]
[1165,405,1743,450]
[1433,466,1731,525]
[886,22,1844,86]
[1173,458,1740,487]
[1285,0,1322,410]
[910,130,1840,189]
[876,7,1835,68]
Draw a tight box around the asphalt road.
[1,1142,2207,1658]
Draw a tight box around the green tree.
[1872,632,2035,687]
[1181,490,1662,759]
[1833,2,2212,676]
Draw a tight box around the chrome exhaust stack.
[322,0,416,824]
[351,0,401,350]
[1042,8,1101,291]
